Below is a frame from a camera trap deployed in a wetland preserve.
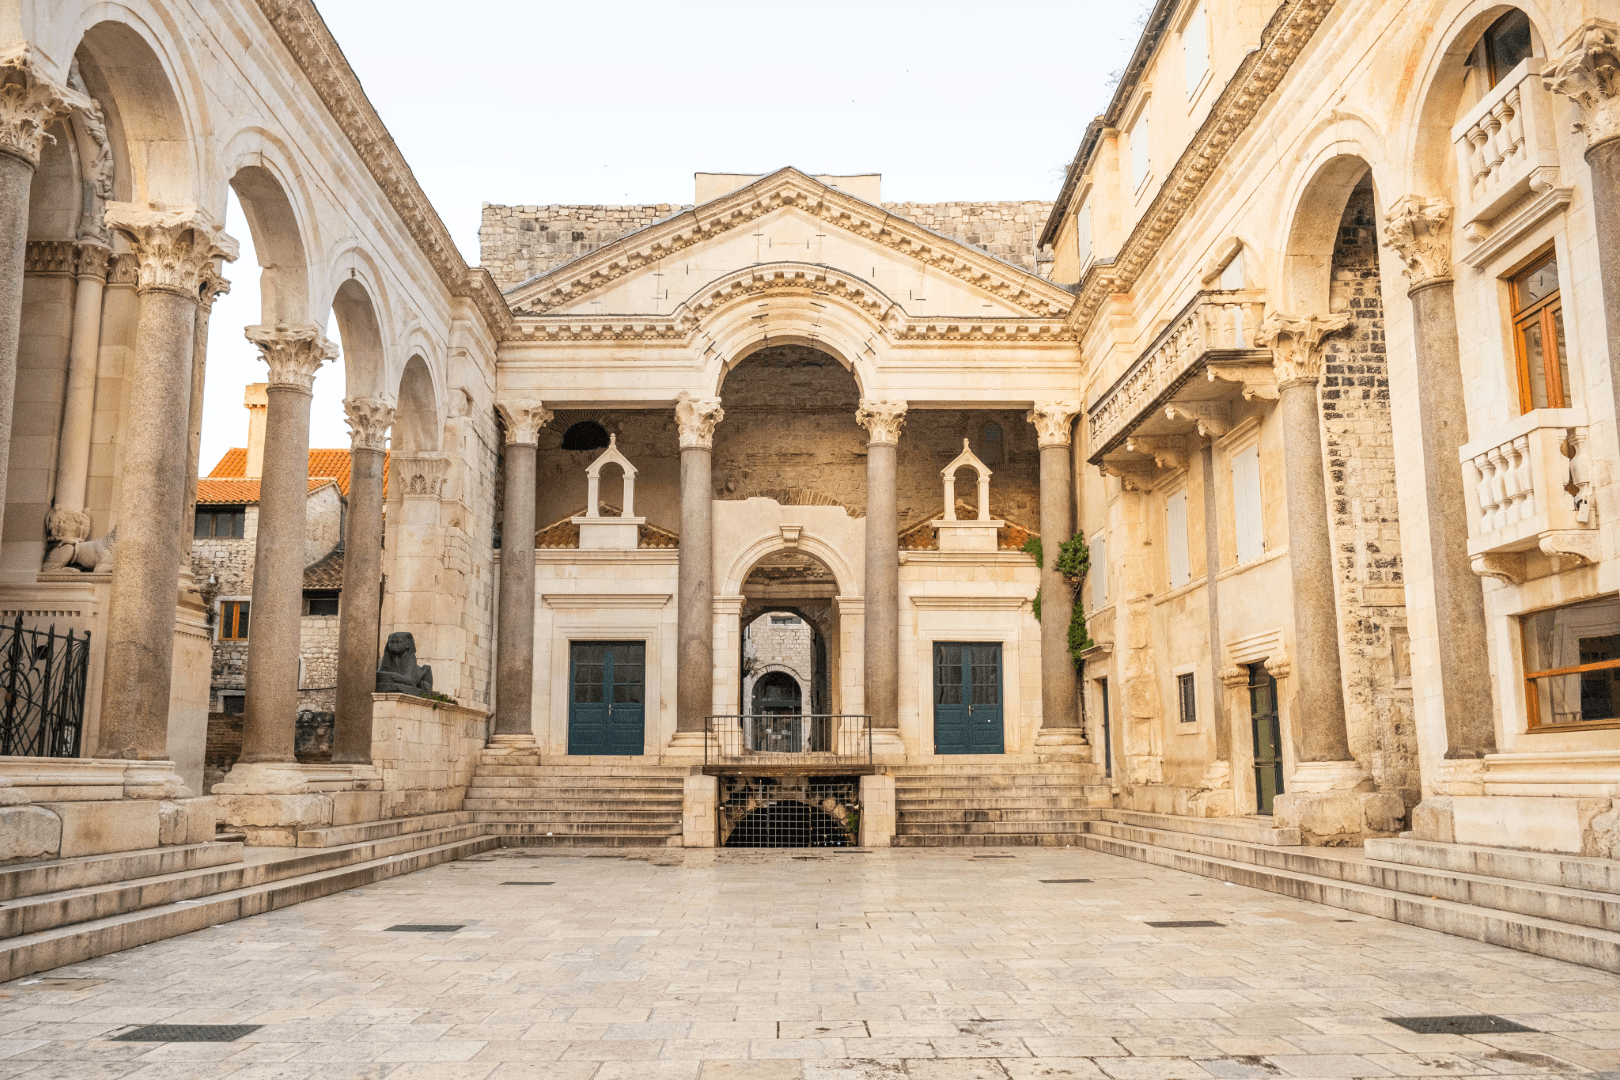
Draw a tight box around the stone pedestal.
[682,772,717,847]
[859,773,895,847]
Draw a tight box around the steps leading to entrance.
[464,762,685,846]
[890,765,1108,847]
[1078,814,1620,972]
[1098,809,1301,846]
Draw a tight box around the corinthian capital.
[856,399,908,446]
[103,203,239,297]
[1544,23,1620,149]
[0,45,87,167]
[495,398,553,446]
[1383,195,1454,289]
[1026,402,1081,448]
[245,323,338,393]
[1254,311,1352,387]
[675,391,725,450]
[344,397,396,451]
[393,452,449,498]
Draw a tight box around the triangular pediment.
[502,167,1072,321]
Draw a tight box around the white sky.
[199,0,1148,474]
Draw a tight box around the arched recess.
[228,164,311,325]
[393,354,440,452]
[1282,154,1383,314]
[71,21,195,206]
[723,533,858,598]
[329,278,388,401]
[27,115,80,240]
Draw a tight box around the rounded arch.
[330,278,388,401]
[393,354,440,452]
[723,533,859,597]
[71,18,196,205]
[228,163,312,325]
[750,670,804,713]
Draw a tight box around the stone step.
[462,798,682,811]
[898,808,1104,824]
[478,828,680,847]
[1078,828,1620,973]
[460,805,682,820]
[467,815,679,835]
[0,842,244,903]
[898,820,1094,836]
[894,776,1103,789]
[888,764,1104,775]
[895,796,1098,809]
[891,833,1088,848]
[1098,809,1300,846]
[468,776,685,790]
[1366,837,1620,894]
[464,788,685,802]
[0,831,500,982]
[472,765,687,778]
[295,811,472,849]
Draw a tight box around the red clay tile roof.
[534,505,680,549]
[303,548,344,589]
[196,476,339,506]
[898,499,1037,552]
[204,448,389,501]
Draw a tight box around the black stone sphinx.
[375,631,434,697]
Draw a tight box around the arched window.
[1470,9,1533,90]
[752,671,802,715]
[561,420,611,451]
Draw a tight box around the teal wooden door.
[1249,662,1284,814]
[933,642,1004,754]
[568,642,645,755]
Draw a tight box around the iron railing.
[705,714,873,767]
[0,615,90,758]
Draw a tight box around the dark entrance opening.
[560,420,611,451]
[1249,662,1284,814]
[751,671,802,715]
[725,800,851,847]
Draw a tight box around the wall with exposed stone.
[742,613,814,712]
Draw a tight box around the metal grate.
[500,881,555,886]
[115,1025,262,1043]
[0,615,90,758]
[1385,1015,1535,1035]
[973,855,1016,859]
[1145,920,1224,928]
[1041,879,1094,883]
[706,714,873,766]
[383,924,464,932]
[720,775,860,848]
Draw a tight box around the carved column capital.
[856,399,908,446]
[495,398,553,446]
[197,266,230,311]
[393,452,449,498]
[675,391,725,449]
[1026,401,1081,448]
[74,241,111,282]
[103,203,239,297]
[244,323,337,393]
[344,397,396,452]
[1543,23,1620,150]
[1383,194,1454,289]
[1254,311,1352,387]
[0,45,86,167]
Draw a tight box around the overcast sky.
[200,0,1149,472]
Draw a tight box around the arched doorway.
[751,670,802,715]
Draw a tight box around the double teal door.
[568,642,645,755]
[933,642,1004,754]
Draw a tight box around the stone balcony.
[1461,408,1598,585]
[1452,58,1562,242]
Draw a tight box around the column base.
[121,760,191,800]
[1033,727,1089,760]
[870,728,906,761]
[664,729,714,759]
[213,761,380,795]
[1288,760,1371,793]
[1273,789,1406,846]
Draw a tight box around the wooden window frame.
[218,599,250,642]
[1509,248,1567,414]
[1176,670,1197,725]
[1521,602,1620,733]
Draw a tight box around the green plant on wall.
[1023,534,1094,668]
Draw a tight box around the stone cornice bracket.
[1219,665,1250,688]
[675,391,725,450]
[1164,401,1231,439]
[1543,22,1620,150]
[1026,402,1081,448]
[393,451,449,498]
[0,44,88,167]
[343,396,396,452]
[1254,311,1352,387]
[1264,651,1291,679]
[495,398,553,446]
[856,399,908,447]
[1097,458,1155,493]
[1125,435,1188,471]
[1471,552,1524,585]
[245,323,338,393]
[1383,194,1454,291]
[1205,358,1279,401]
[103,203,239,297]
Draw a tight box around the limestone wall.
[742,613,814,711]
[884,201,1055,278]
[369,694,489,818]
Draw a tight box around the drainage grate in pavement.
[500,881,555,886]
[1145,920,1224,928]
[15,978,104,990]
[586,855,625,859]
[1385,1015,1535,1035]
[114,1025,262,1043]
[972,855,1016,859]
[1040,879,1094,883]
[383,924,464,932]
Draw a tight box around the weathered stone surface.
[0,805,59,862]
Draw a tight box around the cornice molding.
[1065,0,1339,338]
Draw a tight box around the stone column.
[1545,26,1620,447]
[1201,442,1231,764]
[490,399,551,750]
[1255,312,1354,764]
[0,47,83,551]
[96,204,237,767]
[1027,402,1084,750]
[331,397,395,765]
[229,325,336,776]
[674,392,724,744]
[176,270,229,565]
[856,400,906,742]
[1383,195,1496,759]
[43,242,110,557]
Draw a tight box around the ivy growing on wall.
[1023,534,1094,668]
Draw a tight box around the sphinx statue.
[375,631,434,696]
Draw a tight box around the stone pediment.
[502,167,1073,322]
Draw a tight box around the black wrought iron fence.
[0,615,90,758]
[705,714,872,767]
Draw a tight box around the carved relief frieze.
[393,452,450,498]
[23,240,77,275]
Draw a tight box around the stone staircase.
[890,764,1111,847]
[1079,809,1620,972]
[464,762,686,846]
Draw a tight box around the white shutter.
[1166,489,1190,589]
[1232,444,1263,564]
[1184,2,1209,95]
[1132,117,1151,190]
[1091,533,1108,607]
[1076,196,1092,267]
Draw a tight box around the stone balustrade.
[1087,289,1266,454]
[1452,58,1561,240]
[1461,409,1598,582]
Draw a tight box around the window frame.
[1521,595,1620,733]
[194,505,247,539]
[1165,486,1190,590]
[1508,248,1569,414]
[1181,0,1209,99]
[218,599,250,642]
[1176,669,1198,725]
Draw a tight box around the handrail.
[704,714,873,768]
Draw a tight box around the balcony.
[1461,409,1598,585]
[1452,59,1562,242]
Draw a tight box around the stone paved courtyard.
[1,847,1618,1079]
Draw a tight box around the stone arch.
[723,532,858,597]
[228,163,312,325]
[393,354,439,453]
[329,278,388,402]
[1280,148,1387,315]
[71,19,196,206]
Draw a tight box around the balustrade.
[1451,58,1562,238]
[1460,410,1595,571]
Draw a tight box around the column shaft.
[1201,442,1229,760]
[0,152,33,547]
[493,442,537,737]
[1588,140,1620,470]
[54,257,105,513]
[1278,380,1352,762]
[177,294,215,562]
[332,445,386,762]
[1038,442,1078,729]
[238,385,312,763]
[677,446,713,732]
[95,288,197,759]
[864,442,899,729]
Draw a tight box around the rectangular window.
[1523,595,1620,729]
[1075,195,1092,268]
[194,507,246,539]
[219,600,250,642]
[1218,249,1245,291]
[770,615,799,625]
[1177,671,1198,724]
[303,591,339,617]
[1090,532,1108,608]
[1131,116,1151,191]
[221,694,245,716]
[1183,1,1208,95]
[1166,488,1190,589]
[1510,251,1570,413]
[1231,444,1264,564]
